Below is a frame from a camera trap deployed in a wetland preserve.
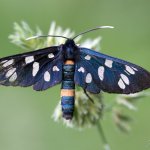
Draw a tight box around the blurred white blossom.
[52,91,103,128]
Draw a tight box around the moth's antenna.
[72,26,114,40]
[26,35,70,41]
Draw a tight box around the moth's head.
[64,39,76,48]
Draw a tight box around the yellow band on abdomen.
[65,60,74,65]
[61,89,75,97]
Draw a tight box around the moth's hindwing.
[0,46,63,91]
[74,47,150,94]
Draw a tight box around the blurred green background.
[0,0,150,150]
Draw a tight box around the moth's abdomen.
[61,60,75,120]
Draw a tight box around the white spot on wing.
[44,71,50,82]
[5,68,16,78]
[9,72,17,82]
[120,74,129,85]
[48,53,54,58]
[78,67,85,73]
[53,66,60,71]
[132,67,138,71]
[85,73,92,83]
[3,59,14,67]
[32,62,39,76]
[105,59,113,68]
[0,60,7,64]
[25,56,34,64]
[118,78,125,89]
[98,66,105,81]
[84,55,91,60]
[125,65,135,74]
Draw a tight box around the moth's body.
[61,60,75,119]
[61,40,76,119]
[0,37,150,120]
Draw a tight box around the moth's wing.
[0,46,63,91]
[74,47,150,94]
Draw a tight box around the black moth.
[0,26,150,120]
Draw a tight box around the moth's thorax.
[63,39,77,60]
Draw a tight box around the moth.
[0,26,150,120]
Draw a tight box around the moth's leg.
[83,89,94,103]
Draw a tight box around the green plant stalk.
[96,121,111,150]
